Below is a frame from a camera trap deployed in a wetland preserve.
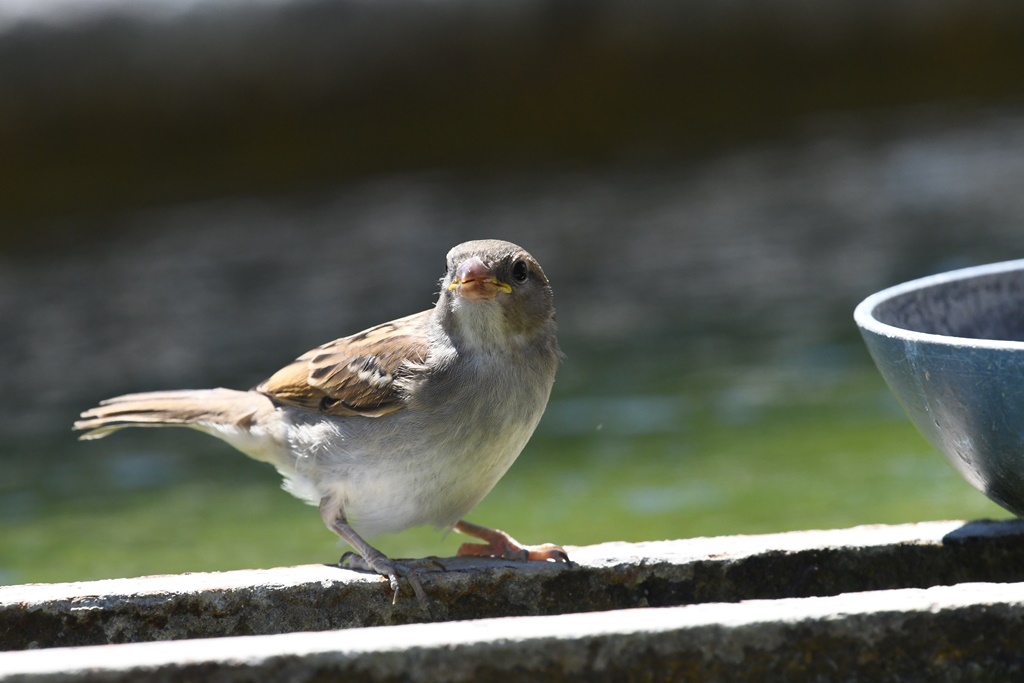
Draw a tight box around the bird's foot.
[453,520,570,563]
[323,499,440,610]
[338,551,439,609]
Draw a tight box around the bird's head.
[438,239,557,353]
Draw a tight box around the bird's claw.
[529,545,571,563]
[457,537,571,564]
[338,552,430,610]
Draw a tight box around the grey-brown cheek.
[504,287,551,336]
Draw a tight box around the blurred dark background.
[2,0,1024,583]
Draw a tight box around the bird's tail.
[74,388,274,441]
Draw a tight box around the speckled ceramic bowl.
[855,259,1024,516]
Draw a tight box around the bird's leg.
[454,519,570,563]
[319,497,428,607]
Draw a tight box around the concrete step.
[4,581,1023,682]
[2,520,1023,680]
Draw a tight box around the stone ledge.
[2,519,1023,652]
[2,581,1023,682]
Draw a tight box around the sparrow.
[74,239,567,604]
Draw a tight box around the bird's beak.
[448,256,512,300]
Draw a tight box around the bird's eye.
[512,259,529,283]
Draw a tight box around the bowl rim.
[854,258,1024,350]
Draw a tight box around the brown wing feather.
[257,310,432,417]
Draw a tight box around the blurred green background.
[3,0,1023,585]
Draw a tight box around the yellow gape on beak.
[449,256,512,300]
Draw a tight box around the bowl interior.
[871,267,1024,342]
